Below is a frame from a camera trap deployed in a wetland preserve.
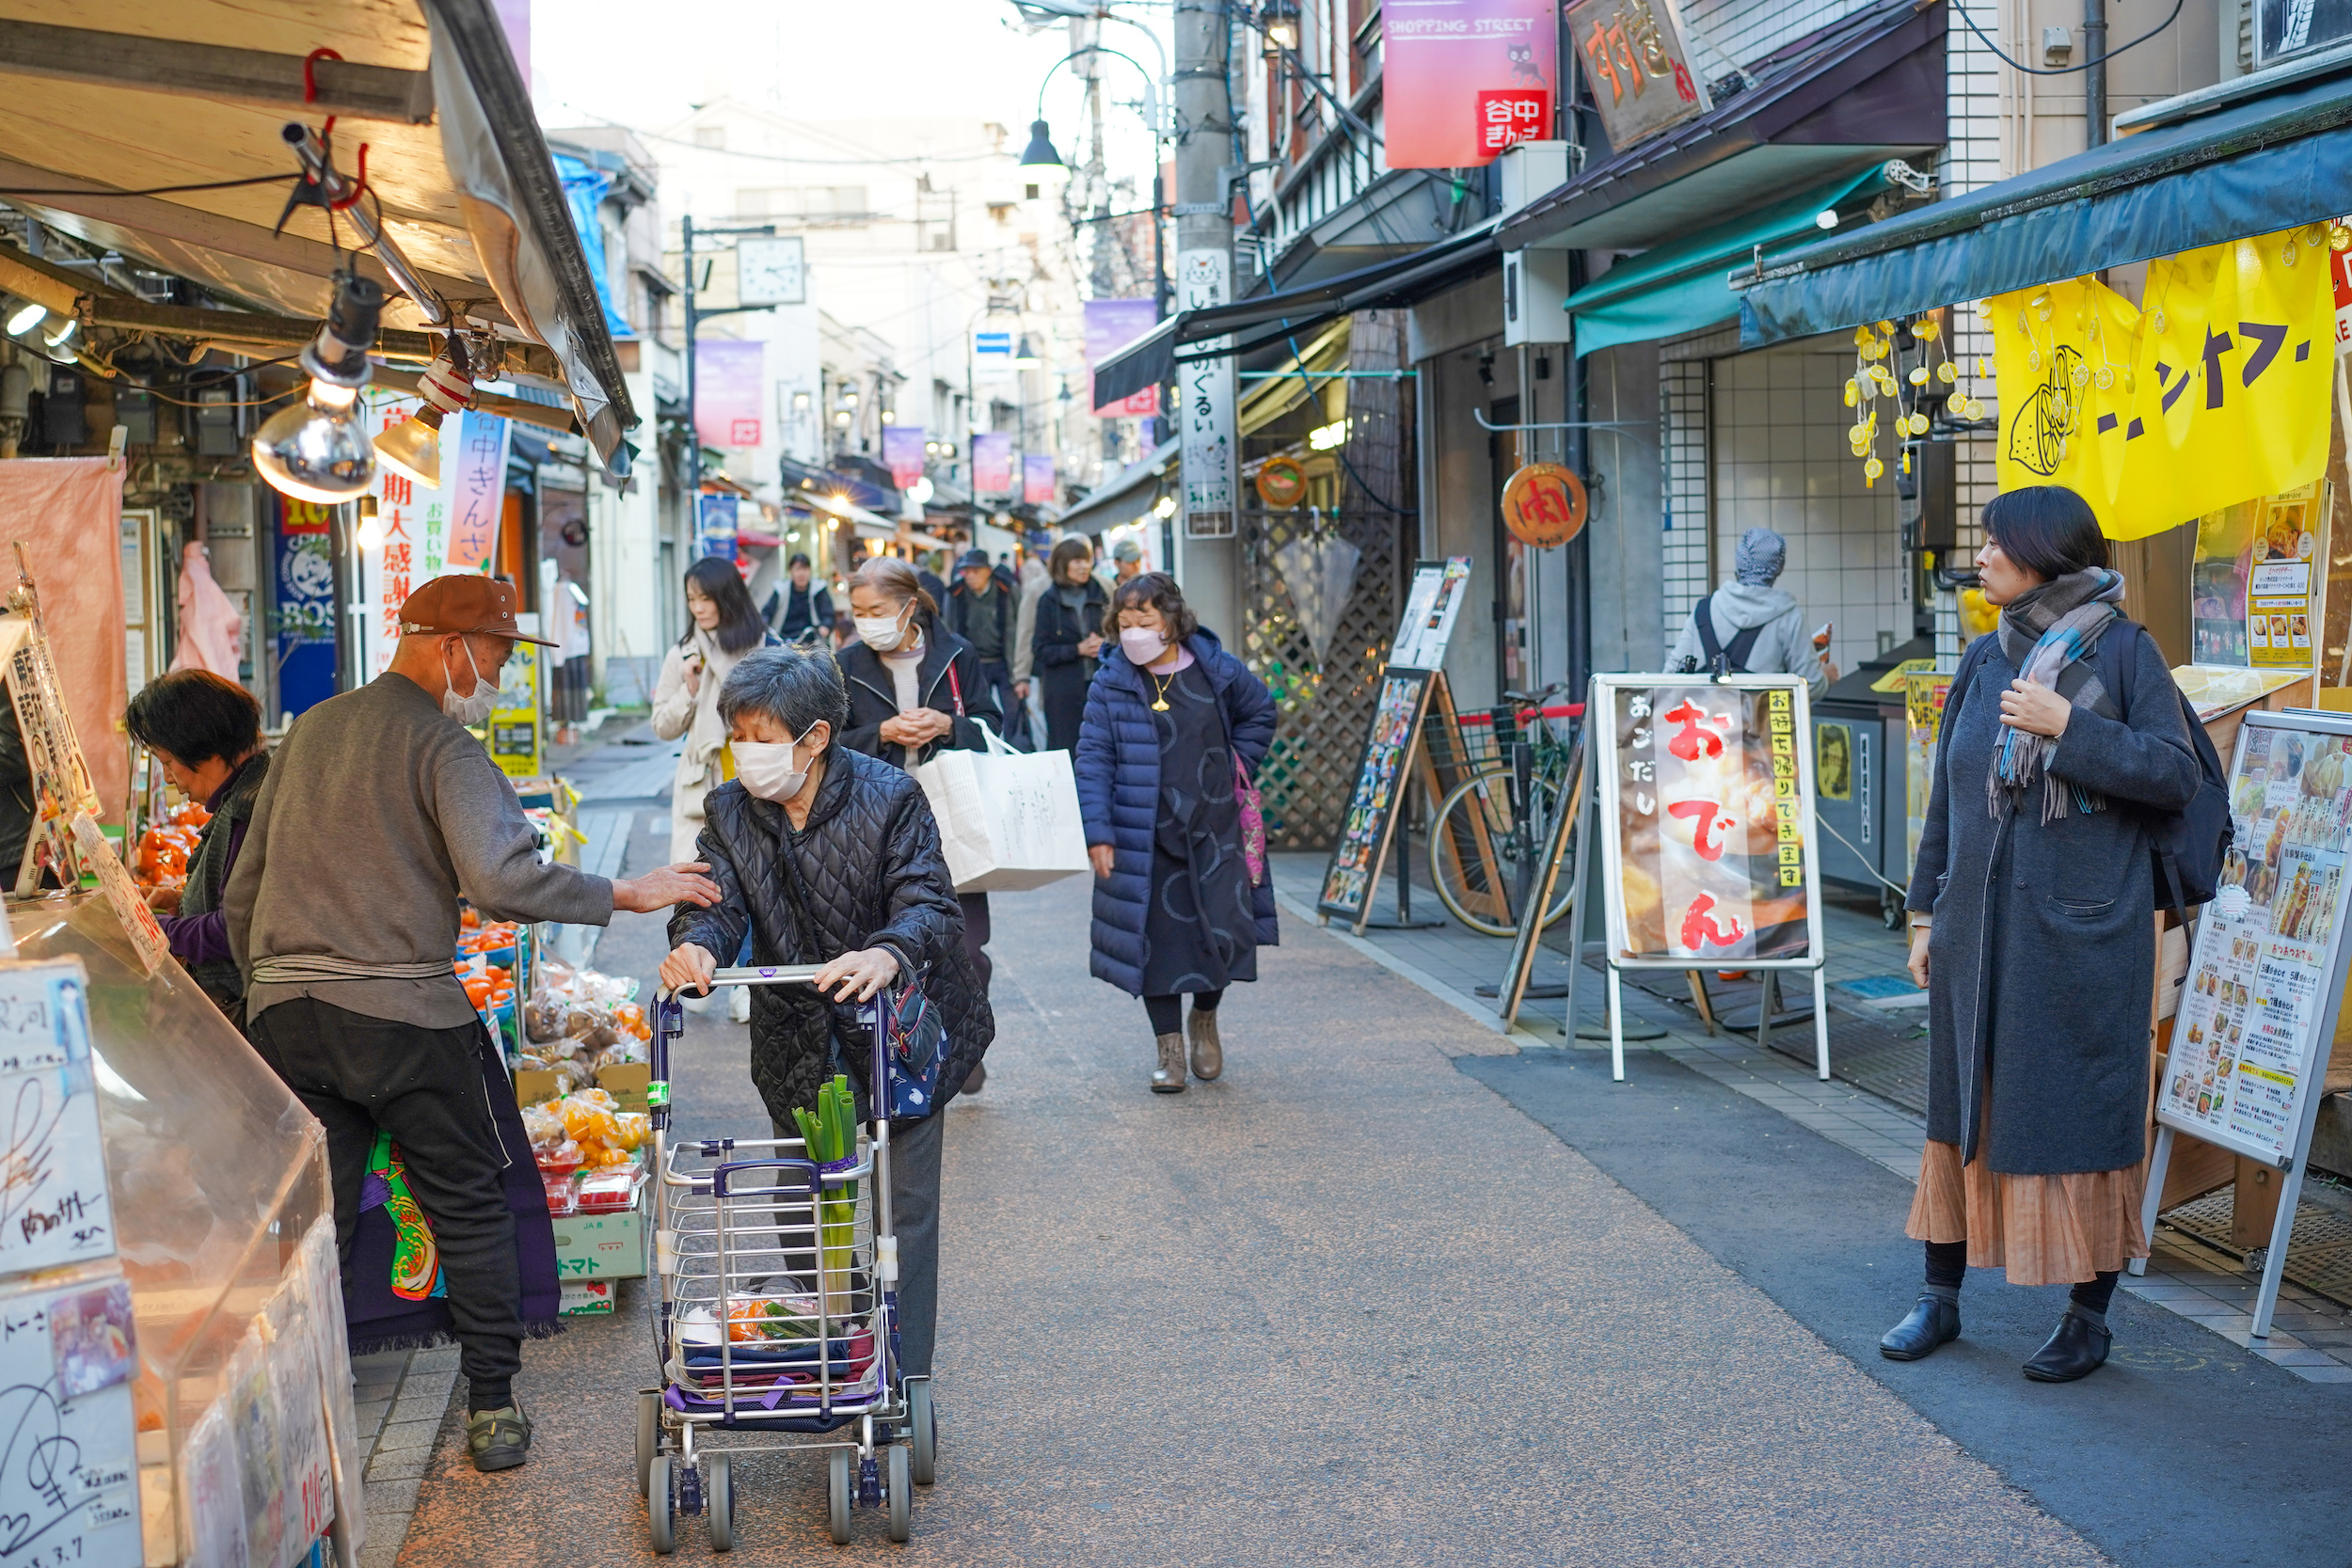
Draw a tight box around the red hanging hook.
[304,47,342,139]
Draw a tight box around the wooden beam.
[0,23,433,124]
[76,295,565,383]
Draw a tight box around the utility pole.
[1171,0,1239,641]
[678,214,778,500]
[2084,0,2108,148]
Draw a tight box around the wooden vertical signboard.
[1316,559,1472,932]
[2138,709,2352,1338]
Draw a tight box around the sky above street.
[529,0,1169,177]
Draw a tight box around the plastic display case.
[7,891,359,1568]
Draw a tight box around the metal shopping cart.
[636,966,933,1552]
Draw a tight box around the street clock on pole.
[737,236,807,306]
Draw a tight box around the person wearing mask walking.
[1883,484,2199,1382]
[1033,537,1110,752]
[946,548,1016,730]
[838,559,1002,1091]
[659,648,992,1392]
[125,669,269,1027]
[228,576,719,1471]
[1074,572,1277,1093]
[1667,527,1839,696]
[762,552,837,645]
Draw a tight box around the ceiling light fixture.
[252,272,384,504]
[372,335,474,490]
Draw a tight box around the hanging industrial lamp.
[372,333,474,489]
[252,272,383,504]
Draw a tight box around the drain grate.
[2160,1190,2352,1308]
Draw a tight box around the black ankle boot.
[2022,1308,2111,1382]
[1880,1293,1962,1361]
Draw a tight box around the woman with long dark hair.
[1032,536,1109,752]
[1073,572,1277,1093]
[652,556,771,865]
[1886,484,2199,1382]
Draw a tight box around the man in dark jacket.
[660,647,991,1385]
[944,548,1015,736]
[763,553,837,644]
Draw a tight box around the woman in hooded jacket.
[1073,572,1277,1094]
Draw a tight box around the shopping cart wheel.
[887,1444,912,1542]
[907,1377,937,1485]
[636,1391,661,1497]
[707,1454,736,1552]
[647,1455,676,1555]
[827,1449,852,1544]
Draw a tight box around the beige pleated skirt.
[1905,1132,2149,1286]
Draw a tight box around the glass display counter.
[6,892,358,1568]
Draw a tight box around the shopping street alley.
[374,743,2352,1567]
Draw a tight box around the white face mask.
[734,736,811,803]
[442,641,503,726]
[854,602,913,652]
[1120,626,1169,667]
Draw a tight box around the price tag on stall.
[71,813,167,978]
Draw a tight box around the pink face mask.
[1119,626,1168,666]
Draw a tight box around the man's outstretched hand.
[614,862,722,912]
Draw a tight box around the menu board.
[2159,714,2352,1163]
[2189,481,2330,670]
[1391,557,1471,672]
[1317,669,1436,922]
[1595,675,1819,965]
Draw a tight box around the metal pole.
[683,214,700,499]
[2084,0,2108,147]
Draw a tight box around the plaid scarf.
[1987,567,2124,823]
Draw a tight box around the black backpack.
[1692,594,1765,675]
[1946,621,2229,911]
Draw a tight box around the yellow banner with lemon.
[1990,226,2338,540]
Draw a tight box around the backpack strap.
[1724,619,1766,672]
[2092,619,2196,911]
[1942,632,1997,740]
[1693,595,1724,670]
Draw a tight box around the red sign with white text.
[1385,0,1557,168]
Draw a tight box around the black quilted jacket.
[668,747,993,1122]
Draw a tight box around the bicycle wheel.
[1427,767,1576,939]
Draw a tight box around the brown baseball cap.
[398,575,559,646]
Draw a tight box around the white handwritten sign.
[0,1272,143,1567]
[69,816,167,979]
[0,960,114,1275]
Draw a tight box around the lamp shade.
[1018,119,1067,178]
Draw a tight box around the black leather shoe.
[1880,1294,1962,1361]
[2023,1310,2111,1382]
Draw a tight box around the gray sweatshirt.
[1665,580,1829,699]
[226,672,614,1030]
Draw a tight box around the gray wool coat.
[1908,626,2199,1174]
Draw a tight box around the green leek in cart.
[791,1075,859,1306]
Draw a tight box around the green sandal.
[467,1404,533,1472]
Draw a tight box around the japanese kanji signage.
[1176,247,1236,538]
[1563,0,1708,153]
[1500,462,1589,547]
[1596,675,1818,966]
[1385,0,1557,169]
[358,388,426,681]
[444,410,511,572]
[1990,227,2337,539]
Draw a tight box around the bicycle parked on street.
[1424,683,1584,939]
[638,970,931,1552]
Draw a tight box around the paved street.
[373,800,2312,1567]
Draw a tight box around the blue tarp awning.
[1736,62,2352,346]
[1565,164,1895,358]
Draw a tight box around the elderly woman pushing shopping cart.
[649,647,993,1550]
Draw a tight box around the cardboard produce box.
[596,1061,652,1113]
[559,1280,615,1315]
[513,1066,564,1107]
[550,1199,647,1281]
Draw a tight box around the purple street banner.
[695,338,765,448]
[443,410,512,571]
[1084,298,1162,417]
[973,432,1012,498]
[1384,0,1557,169]
[882,424,928,491]
[1023,453,1057,506]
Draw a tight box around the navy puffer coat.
[1074,629,1279,995]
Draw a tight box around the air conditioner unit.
[1502,250,1573,346]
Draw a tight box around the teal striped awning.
[1564,164,1895,358]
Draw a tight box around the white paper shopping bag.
[914,723,1090,893]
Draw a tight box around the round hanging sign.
[1255,457,1309,509]
[1501,462,1588,547]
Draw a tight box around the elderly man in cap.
[1108,535,1145,585]
[1667,526,1839,696]
[227,575,718,1474]
[945,546,1017,738]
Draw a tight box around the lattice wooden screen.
[1239,310,1414,850]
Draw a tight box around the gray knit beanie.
[1734,528,1787,587]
